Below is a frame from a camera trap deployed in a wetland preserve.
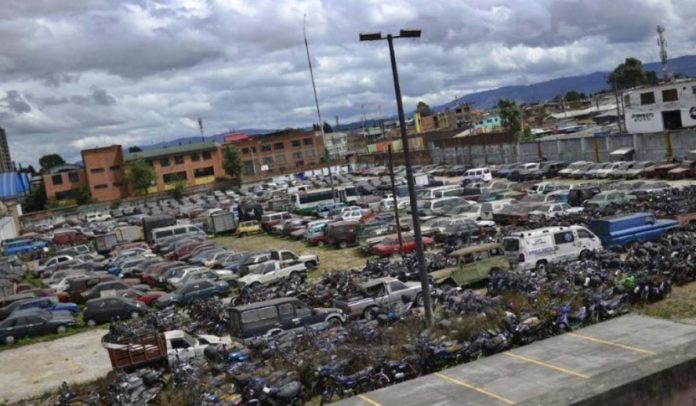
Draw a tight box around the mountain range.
[140,55,696,149]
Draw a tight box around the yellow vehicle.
[237,220,262,237]
[430,243,511,288]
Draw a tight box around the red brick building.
[81,145,128,202]
[42,164,88,201]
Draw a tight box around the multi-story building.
[127,142,224,193]
[81,145,128,202]
[623,78,696,134]
[324,131,348,159]
[225,130,325,178]
[0,128,13,173]
[42,164,87,201]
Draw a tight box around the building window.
[305,149,315,159]
[662,88,678,102]
[291,140,301,148]
[160,157,170,167]
[275,154,287,165]
[292,151,302,161]
[273,142,284,150]
[109,165,120,171]
[68,172,80,183]
[241,148,249,154]
[113,181,122,187]
[194,167,214,178]
[202,150,212,160]
[623,94,631,108]
[90,167,105,174]
[191,153,200,161]
[163,171,187,184]
[692,86,696,95]
[295,160,305,168]
[51,174,63,185]
[94,184,108,190]
[303,138,313,146]
[174,155,184,165]
[640,92,655,105]
[261,144,272,152]
[55,190,72,200]
[243,160,254,176]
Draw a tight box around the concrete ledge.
[522,337,696,406]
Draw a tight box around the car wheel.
[250,282,261,290]
[415,293,425,307]
[339,241,348,249]
[289,272,302,284]
[535,261,548,272]
[131,311,140,320]
[327,317,343,327]
[5,336,15,345]
[363,306,378,320]
[306,261,318,269]
[56,325,67,334]
[579,250,590,260]
[86,319,97,327]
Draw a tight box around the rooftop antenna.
[657,25,670,81]
[197,117,205,142]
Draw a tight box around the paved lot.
[335,315,696,406]
[0,328,110,404]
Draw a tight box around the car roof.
[450,243,503,256]
[231,297,297,311]
[359,277,399,288]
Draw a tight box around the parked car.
[528,203,584,220]
[80,280,132,302]
[236,261,307,288]
[430,243,511,288]
[83,296,148,326]
[155,280,230,308]
[558,161,590,178]
[624,161,657,179]
[667,160,696,179]
[332,277,422,319]
[583,191,637,209]
[370,234,435,257]
[52,229,91,246]
[0,308,76,344]
[588,212,679,249]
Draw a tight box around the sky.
[1,0,695,167]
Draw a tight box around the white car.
[236,261,307,288]
[528,203,584,220]
[164,330,230,365]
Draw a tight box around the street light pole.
[361,30,433,327]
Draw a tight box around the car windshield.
[502,238,520,252]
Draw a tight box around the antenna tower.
[657,25,670,81]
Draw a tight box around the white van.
[502,225,602,271]
[416,186,460,200]
[85,212,112,223]
[151,224,206,244]
[463,167,492,183]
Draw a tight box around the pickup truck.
[332,277,422,319]
[235,260,307,289]
[244,250,319,274]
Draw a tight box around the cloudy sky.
[1,0,695,166]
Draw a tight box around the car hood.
[238,274,261,284]
[156,293,178,303]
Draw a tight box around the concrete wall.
[428,129,696,165]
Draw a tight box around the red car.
[52,229,91,245]
[370,234,435,257]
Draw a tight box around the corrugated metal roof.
[126,142,218,161]
[0,172,31,199]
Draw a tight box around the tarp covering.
[0,172,31,199]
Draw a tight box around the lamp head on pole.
[359,32,382,41]
[399,29,421,38]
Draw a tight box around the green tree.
[607,57,656,90]
[564,90,582,102]
[521,127,534,141]
[223,146,244,186]
[125,159,156,195]
[170,180,186,200]
[38,154,66,172]
[497,98,523,140]
[23,183,47,212]
[416,101,432,116]
[128,146,142,153]
[70,186,92,205]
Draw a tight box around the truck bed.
[102,332,166,369]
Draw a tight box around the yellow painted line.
[567,332,657,355]
[357,394,382,406]
[434,372,516,405]
[503,352,590,379]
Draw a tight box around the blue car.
[3,238,49,257]
[1,298,79,320]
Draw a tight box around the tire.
[338,241,348,249]
[306,261,318,269]
[86,319,97,327]
[5,335,15,345]
[327,317,343,327]
[289,272,302,284]
[249,282,261,290]
[579,250,590,260]
[131,311,140,320]
[56,325,67,334]
[535,261,548,272]
[415,293,425,307]
[363,306,378,320]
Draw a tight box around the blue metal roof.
[0,172,31,199]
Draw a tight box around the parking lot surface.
[335,315,696,406]
[0,328,109,404]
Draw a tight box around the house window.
[274,142,284,150]
[262,157,273,167]
[291,140,301,148]
[303,138,313,146]
[94,184,108,190]
[90,167,105,173]
[305,149,315,159]
[640,92,655,105]
[109,165,120,171]
[295,160,305,168]
[68,172,80,183]
[662,88,678,102]
[174,155,184,165]
[191,153,200,161]
[623,94,631,108]
[292,151,302,161]
[202,151,212,160]
[163,171,187,184]
[241,148,249,154]
[160,157,170,167]
[243,160,254,176]
[275,154,286,165]
[51,174,63,185]
[261,144,272,152]
[194,167,214,178]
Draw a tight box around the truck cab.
[164,330,227,365]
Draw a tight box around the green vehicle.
[583,191,636,209]
[430,243,511,288]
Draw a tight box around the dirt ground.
[214,233,369,279]
[0,328,110,405]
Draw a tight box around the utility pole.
[304,14,336,202]
[197,117,205,142]
[657,25,670,81]
[613,75,624,133]
[387,144,404,253]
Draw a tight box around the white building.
[323,131,348,159]
[623,79,696,134]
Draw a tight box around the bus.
[291,186,360,216]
